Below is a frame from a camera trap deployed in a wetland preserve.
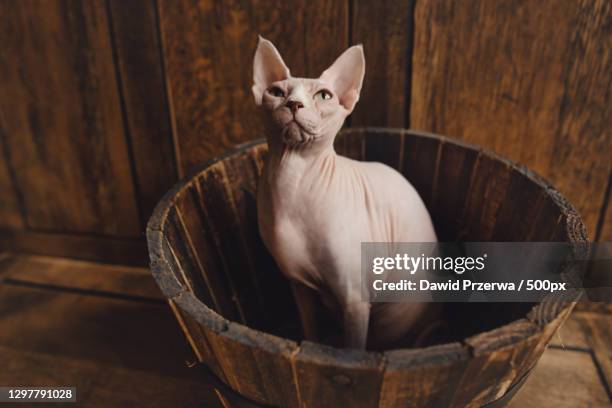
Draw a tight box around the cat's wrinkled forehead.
[275,77,329,90]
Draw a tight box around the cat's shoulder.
[338,155,404,180]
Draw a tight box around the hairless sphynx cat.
[253,37,440,349]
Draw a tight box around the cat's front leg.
[291,281,319,342]
[343,301,370,349]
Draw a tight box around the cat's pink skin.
[253,37,437,349]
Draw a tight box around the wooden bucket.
[146,128,587,407]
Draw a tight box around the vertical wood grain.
[0,0,140,236]
[352,1,414,171]
[169,299,228,383]
[380,343,469,408]
[194,162,263,326]
[411,0,611,236]
[351,0,413,128]
[204,323,300,407]
[0,134,24,229]
[158,0,348,175]
[164,205,217,307]
[293,342,384,408]
[334,128,366,161]
[401,134,442,209]
[492,172,548,241]
[107,0,178,226]
[526,196,564,242]
[173,183,242,321]
[452,320,539,407]
[363,129,405,174]
[596,173,612,241]
[458,154,512,241]
[430,141,480,241]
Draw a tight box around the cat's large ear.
[319,45,365,112]
[252,36,291,105]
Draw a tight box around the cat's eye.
[314,89,333,101]
[268,86,285,98]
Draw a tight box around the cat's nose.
[286,100,304,114]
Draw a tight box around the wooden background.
[0,0,610,266]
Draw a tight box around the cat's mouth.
[282,120,317,146]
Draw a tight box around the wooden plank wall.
[0,1,140,236]
[0,0,609,266]
[411,0,611,237]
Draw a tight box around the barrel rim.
[146,127,586,369]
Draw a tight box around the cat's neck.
[266,134,335,161]
[263,136,337,198]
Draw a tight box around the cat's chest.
[260,189,326,245]
[258,176,338,258]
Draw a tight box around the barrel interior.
[158,128,573,348]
